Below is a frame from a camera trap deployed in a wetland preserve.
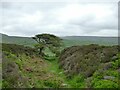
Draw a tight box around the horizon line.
[0,33,119,38]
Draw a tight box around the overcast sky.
[0,0,119,37]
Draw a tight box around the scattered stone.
[118,68,120,73]
[112,56,118,61]
[61,83,68,87]
[59,72,63,74]
[103,76,115,80]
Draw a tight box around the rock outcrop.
[59,44,118,78]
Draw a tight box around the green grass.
[2,51,70,88]
[2,51,119,88]
[2,42,119,88]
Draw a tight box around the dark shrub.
[59,44,118,78]
[2,53,27,88]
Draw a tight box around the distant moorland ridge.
[0,33,118,47]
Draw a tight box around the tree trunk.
[39,47,44,55]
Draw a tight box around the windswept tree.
[32,34,62,56]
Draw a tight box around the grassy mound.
[2,43,68,88]
[59,44,119,88]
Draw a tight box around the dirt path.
[18,55,70,88]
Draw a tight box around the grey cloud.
[0,1,118,37]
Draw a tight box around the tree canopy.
[32,33,62,57]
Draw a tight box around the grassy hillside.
[1,33,36,47]
[1,33,118,47]
[59,45,119,88]
[2,43,69,88]
[1,33,119,88]
[62,36,118,47]
[1,43,119,88]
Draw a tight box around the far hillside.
[62,36,118,47]
[1,33,36,47]
[0,33,118,47]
